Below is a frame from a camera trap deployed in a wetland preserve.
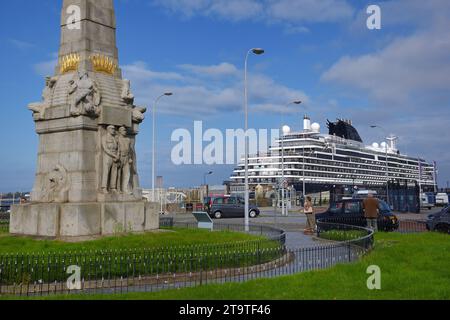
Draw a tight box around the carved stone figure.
[42,165,70,203]
[101,125,120,193]
[28,76,57,120]
[117,126,134,194]
[121,79,134,104]
[68,71,101,117]
[132,106,147,123]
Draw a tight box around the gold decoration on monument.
[90,54,117,75]
[59,53,80,74]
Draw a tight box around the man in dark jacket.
[363,194,379,231]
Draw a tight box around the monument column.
[58,0,120,76]
[10,0,158,239]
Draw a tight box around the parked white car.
[435,193,449,206]
[420,193,434,210]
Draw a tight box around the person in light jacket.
[304,196,315,234]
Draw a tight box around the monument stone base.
[10,201,159,239]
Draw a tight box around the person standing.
[304,196,315,234]
[363,194,379,231]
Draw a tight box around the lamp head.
[252,48,265,55]
[164,92,173,96]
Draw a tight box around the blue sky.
[0,0,449,192]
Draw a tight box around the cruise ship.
[229,116,437,196]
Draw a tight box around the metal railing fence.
[0,214,431,297]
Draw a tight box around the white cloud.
[122,61,185,81]
[152,0,355,27]
[34,59,58,77]
[321,28,450,104]
[178,62,239,77]
[122,61,309,116]
[33,52,59,77]
[268,0,354,23]
[9,39,35,50]
[370,0,450,30]
[284,25,310,34]
[208,0,264,20]
[152,0,210,17]
[152,0,263,19]
[248,73,309,108]
[320,1,450,183]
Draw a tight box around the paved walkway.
[171,211,323,249]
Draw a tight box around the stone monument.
[10,0,159,238]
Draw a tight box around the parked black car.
[426,206,450,234]
[208,196,260,219]
[316,198,399,232]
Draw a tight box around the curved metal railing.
[160,217,286,245]
[0,215,429,297]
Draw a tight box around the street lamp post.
[280,101,302,217]
[302,148,314,203]
[152,92,173,203]
[203,171,213,198]
[418,157,423,199]
[370,125,390,204]
[244,48,265,232]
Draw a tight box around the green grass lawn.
[0,228,271,254]
[0,221,8,234]
[0,228,282,288]
[319,229,368,242]
[26,231,449,300]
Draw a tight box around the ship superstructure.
[230,116,436,195]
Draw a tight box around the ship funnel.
[303,115,311,131]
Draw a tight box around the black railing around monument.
[0,214,432,297]
[160,217,287,246]
[315,216,428,234]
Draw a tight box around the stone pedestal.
[10,202,159,238]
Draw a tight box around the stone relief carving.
[42,165,70,203]
[117,126,135,194]
[68,71,101,117]
[101,125,138,195]
[101,125,120,193]
[121,79,134,105]
[132,106,147,124]
[120,79,146,125]
[28,76,57,120]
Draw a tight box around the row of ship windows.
[232,177,412,185]
[233,174,432,184]
[285,164,432,177]
[276,144,425,166]
[267,147,430,168]
[234,167,433,180]
[245,164,432,177]
[251,156,429,170]
[316,153,430,169]
[242,159,433,176]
